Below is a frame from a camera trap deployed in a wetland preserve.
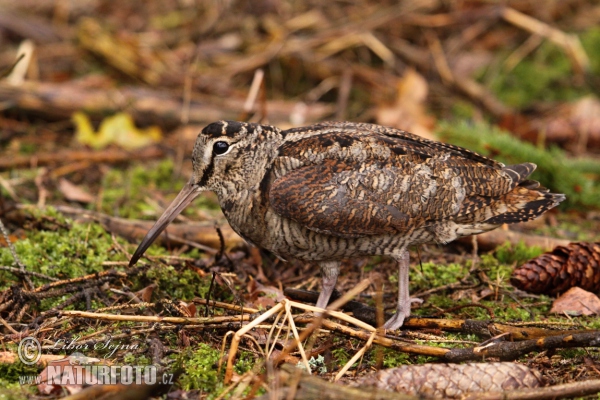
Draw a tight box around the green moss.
[489,45,577,107]
[99,158,221,220]
[557,348,588,360]
[0,389,29,400]
[494,241,544,266]
[332,348,350,366]
[144,264,210,300]
[0,361,40,392]
[450,100,476,120]
[532,215,600,242]
[0,215,116,291]
[233,351,255,375]
[402,242,565,324]
[585,317,600,330]
[381,348,410,368]
[481,27,600,108]
[408,262,467,292]
[0,205,213,316]
[179,343,224,394]
[121,353,151,366]
[581,27,600,76]
[420,294,458,311]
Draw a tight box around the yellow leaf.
[72,112,162,150]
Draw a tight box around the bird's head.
[128,120,281,266]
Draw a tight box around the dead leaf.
[73,111,162,150]
[247,278,286,306]
[178,301,197,317]
[254,295,277,309]
[58,178,95,204]
[178,330,191,347]
[526,96,600,151]
[135,284,156,303]
[376,68,436,141]
[269,348,300,366]
[550,287,600,316]
[37,353,101,395]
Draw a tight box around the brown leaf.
[269,348,300,366]
[177,301,197,317]
[375,68,436,141]
[37,354,101,395]
[58,178,95,204]
[247,278,286,309]
[0,233,23,247]
[499,96,600,152]
[135,283,156,303]
[550,287,600,316]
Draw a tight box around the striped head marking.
[191,120,282,191]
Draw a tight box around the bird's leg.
[383,250,421,330]
[315,261,341,309]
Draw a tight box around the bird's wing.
[268,159,413,237]
[269,124,524,237]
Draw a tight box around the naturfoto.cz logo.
[17,337,174,386]
[19,362,174,386]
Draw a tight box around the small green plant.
[234,351,255,375]
[332,346,350,366]
[99,159,220,219]
[409,262,467,292]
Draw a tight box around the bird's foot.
[382,297,422,330]
[382,312,406,330]
[410,297,424,305]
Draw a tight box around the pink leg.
[383,250,421,330]
[315,261,340,309]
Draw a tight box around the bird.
[129,120,565,330]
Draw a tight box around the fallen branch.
[456,229,570,251]
[51,205,246,252]
[0,81,333,129]
[0,146,164,170]
[59,309,251,325]
[444,331,600,362]
[286,288,585,341]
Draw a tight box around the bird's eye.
[213,141,230,155]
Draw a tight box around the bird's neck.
[217,183,271,248]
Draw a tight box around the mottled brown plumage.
[129,121,565,329]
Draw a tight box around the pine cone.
[511,242,600,295]
[353,362,544,397]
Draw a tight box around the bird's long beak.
[129,179,203,266]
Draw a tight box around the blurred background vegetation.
[0,0,599,211]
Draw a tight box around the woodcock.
[129,121,565,329]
